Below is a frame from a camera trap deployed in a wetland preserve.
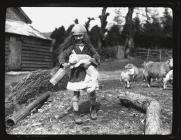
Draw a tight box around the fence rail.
[131,48,172,61]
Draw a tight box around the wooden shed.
[5,7,53,71]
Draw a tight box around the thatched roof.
[5,19,50,40]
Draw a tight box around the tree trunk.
[98,7,109,50]
[117,90,168,135]
[123,7,135,59]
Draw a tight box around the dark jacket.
[58,44,100,82]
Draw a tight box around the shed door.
[8,36,21,70]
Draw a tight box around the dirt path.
[5,70,172,135]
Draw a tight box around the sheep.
[119,68,135,88]
[143,59,173,88]
[163,70,173,89]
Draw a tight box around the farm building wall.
[5,34,53,71]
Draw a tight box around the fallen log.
[6,92,50,126]
[117,90,163,135]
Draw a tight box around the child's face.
[73,34,84,44]
[74,34,84,40]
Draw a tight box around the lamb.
[68,53,99,93]
[163,70,173,89]
[119,68,134,88]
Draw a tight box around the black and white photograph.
[4,6,175,135]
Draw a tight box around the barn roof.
[15,7,32,24]
[5,19,51,40]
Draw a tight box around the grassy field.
[5,57,173,135]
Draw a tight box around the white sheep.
[120,68,134,88]
[163,70,173,89]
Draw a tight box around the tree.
[66,24,74,37]
[113,9,124,25]
[160,8,173,49]
[89,25,101,49]
[98,7,109,49]
[133,15,144,48]
[50,26,66,66]
[85,17,95,33]
[74,18,79,24]
[104,25,122,46]
[121,7,135,58]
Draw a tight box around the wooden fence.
[130,48,173,61]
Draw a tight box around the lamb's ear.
[72,50,76,54]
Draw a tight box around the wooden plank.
[21,65,52,70]
[21,54,52,60]
[22,44,50,50]
[23,39,51,46]
[21,64,53,68]
[8,36,21,70]
[22,50,52,57]
[22,61,52,65]
[21,57,52,62]
[22,45,51,53]
[23,44,50,50]
[21,67,50,71]
[23,42,50,48]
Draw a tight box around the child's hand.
[74,59,91,68]
[62,63,69,68]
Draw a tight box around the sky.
[21,7,172,33]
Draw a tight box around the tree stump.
[117,90,167,135]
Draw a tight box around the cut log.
[117,90,163,135]
[6,92,50,126]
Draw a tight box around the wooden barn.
[5,7,53,71]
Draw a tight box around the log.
[6,92,50,126]
[117,90,162,135]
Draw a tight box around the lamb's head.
[125,63,134,69]
[69,53,79,64]
[166,58,173,69]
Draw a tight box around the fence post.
[159,49,162,62]
[147,48,150,61]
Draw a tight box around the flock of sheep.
[119,58,173,89]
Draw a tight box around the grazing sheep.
[120,68,135,88]
[124,63,145,82]
[143,59,173,88]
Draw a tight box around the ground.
[5,58,173,135]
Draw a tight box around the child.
[57,24,100,124]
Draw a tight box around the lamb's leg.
[147,76,151,88]
[163,77,167,89]
[126,80,130,88]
